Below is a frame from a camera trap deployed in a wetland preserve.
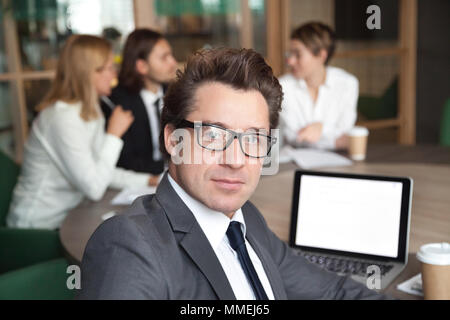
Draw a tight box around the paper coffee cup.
[417,242,450,300]
[348,127,369,161]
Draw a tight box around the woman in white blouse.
[279,22,359,150]
[7,35,156,230]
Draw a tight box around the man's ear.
[135,59,148,76]
[164,123,177,157]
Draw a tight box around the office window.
[153,0,267,62]
[14,0,134,72]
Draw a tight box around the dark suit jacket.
[77,172,389,300]
[100,84,164,175]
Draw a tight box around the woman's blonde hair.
[36,34,112,121]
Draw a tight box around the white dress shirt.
[279,66,359,150]
[167,174,275,300]
[140,87,163,161]
[7,100,150,229]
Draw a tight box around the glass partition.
[154,0,267,62]
[13,0,135,71]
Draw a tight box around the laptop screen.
[291,172,411,259]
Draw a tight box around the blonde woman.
[7,35,156,230]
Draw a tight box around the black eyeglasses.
[175,119,277,159]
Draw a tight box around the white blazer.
[7,100,150,229]
[279,66,359,149]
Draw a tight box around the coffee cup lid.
[349,126,369,136]
[417,242,450,265]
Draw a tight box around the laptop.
[289,170,413,290]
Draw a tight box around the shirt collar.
[296,77,307,89]
[295,66,332,89]
[167,173,246,251]
[140,86,163,104]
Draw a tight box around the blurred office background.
[0,0,449,164]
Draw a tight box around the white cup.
[348,126,369,161]
[416,242,450,300]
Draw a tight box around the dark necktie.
[154,98,161,122]
[226,221,269,300]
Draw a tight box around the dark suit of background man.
[79,48,389,300]
[101,29,177,178]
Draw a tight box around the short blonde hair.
[37,35,112,121]
[291,22,336,65]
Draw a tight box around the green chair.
[0,258,75,300]
[440,98,450,147]
[0,151,63,274]
[358,77,398,120]
[0,150,20,226]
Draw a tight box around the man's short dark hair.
[159,47,283,159]
[118,28,163,92]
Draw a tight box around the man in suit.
[101,29,177,178]
[79,48,387,300]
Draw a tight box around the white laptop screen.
[295,175,403,258]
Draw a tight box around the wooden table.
[365,144,450,164]
[60,145,450,299]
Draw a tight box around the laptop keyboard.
[299,252,394,277]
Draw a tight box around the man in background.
[101,28,177,181]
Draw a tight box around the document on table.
[396,273,423,296]
[280,146,353,169]
[111,186,157,205]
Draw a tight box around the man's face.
[139,38,177,84]
[166,82,270,217]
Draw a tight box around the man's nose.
[223,137,245,168]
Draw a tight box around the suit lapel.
[156,173,236,300]
[179,224,236,300]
